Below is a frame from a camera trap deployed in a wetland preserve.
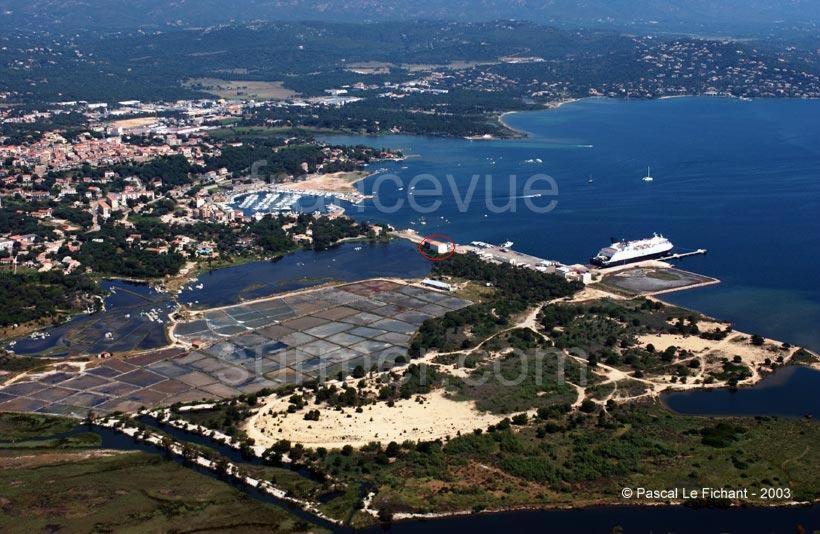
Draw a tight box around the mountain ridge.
[1,0,818,34]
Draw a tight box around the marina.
[226,178,370,216]
[231,190,315,215]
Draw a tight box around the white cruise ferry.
[591,234,673,267]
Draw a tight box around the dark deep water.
[322,97,820,352]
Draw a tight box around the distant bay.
[323,96,820,351]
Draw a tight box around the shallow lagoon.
[178,240,431,309]
[10,280,173,357]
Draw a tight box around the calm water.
[322,97,820,351]
[663,365,820,418]
[178,240,430,308]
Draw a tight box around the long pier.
[660,249,708,261]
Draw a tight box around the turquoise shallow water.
[322,97,820,351]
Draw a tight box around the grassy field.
[0,413,324,533]
[446,346,587,414]
[185,78,298,100]
[0,413,78,441]
[0,452,319,533]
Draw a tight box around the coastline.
[497,98,580,137]
[494,93,816,141]
[497,110,527,137]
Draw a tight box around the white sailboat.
[642,166,654,182]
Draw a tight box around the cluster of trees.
[113,155,194,192]
[250,215,295,254]
[308,216,366,251]
[0,111,88,145]
[410,253,580,355]
[699,422,747,448]
[449,349,582,414]
[432,253,581,302]
[251,95,517,138]
[0,271,99,327]
[377,364,441,402]
[0,205,50,238]
[51,205,93,227]
[76,225,186,278]
[314,383,361,408]
[711,358,753,387]
[4,18,818,110]
[409,299,526,356]
[670,316,701,335]
[170,398,257,437]
[207,141,325,179]
[204,136,389,179]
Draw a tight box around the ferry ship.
[591,234,673,267]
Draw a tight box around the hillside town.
[0,97,398,278]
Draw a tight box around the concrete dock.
[393,229,715,291]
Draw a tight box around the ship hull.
[590,249,672,267]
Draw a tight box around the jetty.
[660,248,708,261]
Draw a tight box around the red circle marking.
[418,233,456,262]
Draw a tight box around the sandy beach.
[278,171,369,195]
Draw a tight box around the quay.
[395,229,717,292]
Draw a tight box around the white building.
[424,240,453,255]
[421,279,453,292]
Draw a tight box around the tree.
[385,441,401,457]
[511,413,528,425]
[661,346,677,362]
[580,399,598,413]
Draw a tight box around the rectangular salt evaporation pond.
[168,279,473,395]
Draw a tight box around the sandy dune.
[246,390,501,450]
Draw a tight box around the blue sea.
[322,97,820,351]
